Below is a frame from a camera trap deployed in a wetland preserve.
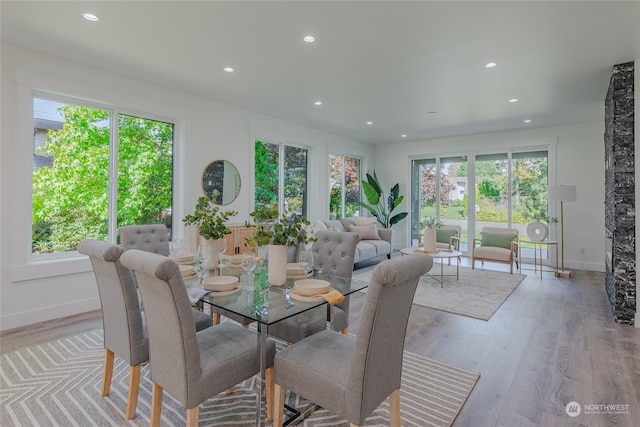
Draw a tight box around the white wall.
[0,43,374,331]
[374,121,606,272]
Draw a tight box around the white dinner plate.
[203,276,240,291]
[179,265,195,275]
[294,278,331,296]
[224,254,244,265]
[206,284,242,297]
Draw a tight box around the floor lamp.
[548,185,576,278]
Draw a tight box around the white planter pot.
[423,228,437,253]
[268,244,287,286]
[204,238,220,270]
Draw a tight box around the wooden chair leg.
[273,383,286,427]
[125,364,141,419]
[213,312,221,325]
[389,388,401,427]
[150,382,163,427]
[226,387,234,395]
[242,324,249,329]
[186,406,200,427]
[471,258,475,269]
[266,367,274,422]
[341,328,348,335]
[101,349,114,397]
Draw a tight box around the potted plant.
[245,204,315,285]
[183,195,238,269]
[358,170,408,228]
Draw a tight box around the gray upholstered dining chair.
[78,239,213,420]
[267,230,359,344]
[119,249,276,426]
[119,224,171,256]
[119,224,253,329]
[272,253,433,427]
[311,230,359,334]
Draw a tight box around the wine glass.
[217,239,227,270]
[241,253,257,289]
[297,249,314,278]
[171,238,184,260]
[196,244,212,279]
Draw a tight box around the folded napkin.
[187,287,210,305]
[317,289,344,305]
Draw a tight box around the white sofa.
[322,217,393,264]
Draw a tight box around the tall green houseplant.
[358,170,408,228]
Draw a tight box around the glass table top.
[189,261,368,326]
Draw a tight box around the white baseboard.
[1,297,101,331]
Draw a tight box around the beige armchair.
[472,227,519,273]
[420,224,462,251]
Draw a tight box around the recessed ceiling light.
[223,67,234,73]
[524,119,532,123]
[509,98,519,103]
[314,101,322,106]
[485,62,497,68]
[401,134,407,138]
[304,35,315,43]
[82,13,98,21]
[366,121,373,125]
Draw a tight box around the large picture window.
[32,96,174,254]
[329,154,361,220]
[254,140,308,217]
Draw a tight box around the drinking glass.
[217,239,227,270]
[241,253,257,289]
[171,238,184,259]
[196,244,212,279]
[297,249,314,278]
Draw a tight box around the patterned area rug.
[1,329,479,427]
[353,264,526,320]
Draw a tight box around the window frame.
[11,74,184,282]
[252,138,311,217]
[329,153,362,220]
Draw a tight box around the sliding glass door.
[411,149,550,260]
[411,156,468,251]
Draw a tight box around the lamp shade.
[548,185,576,202]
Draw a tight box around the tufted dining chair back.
[268,230,359,344]
[311,230,359,334]
[272,254,433,426]
[119,224,170,256]
[119,249,276,426]
[79,237,213,420]
[78,239,148,420]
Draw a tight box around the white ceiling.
[2,1,639,144]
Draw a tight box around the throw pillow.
[436,229,458,244]
[352,216,377,226]
[480,232,516,249]
[349,223,381,240]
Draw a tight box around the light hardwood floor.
[2,256,639,426]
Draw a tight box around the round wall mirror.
[201,160,241,205]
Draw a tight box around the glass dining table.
[187,261,369,426]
